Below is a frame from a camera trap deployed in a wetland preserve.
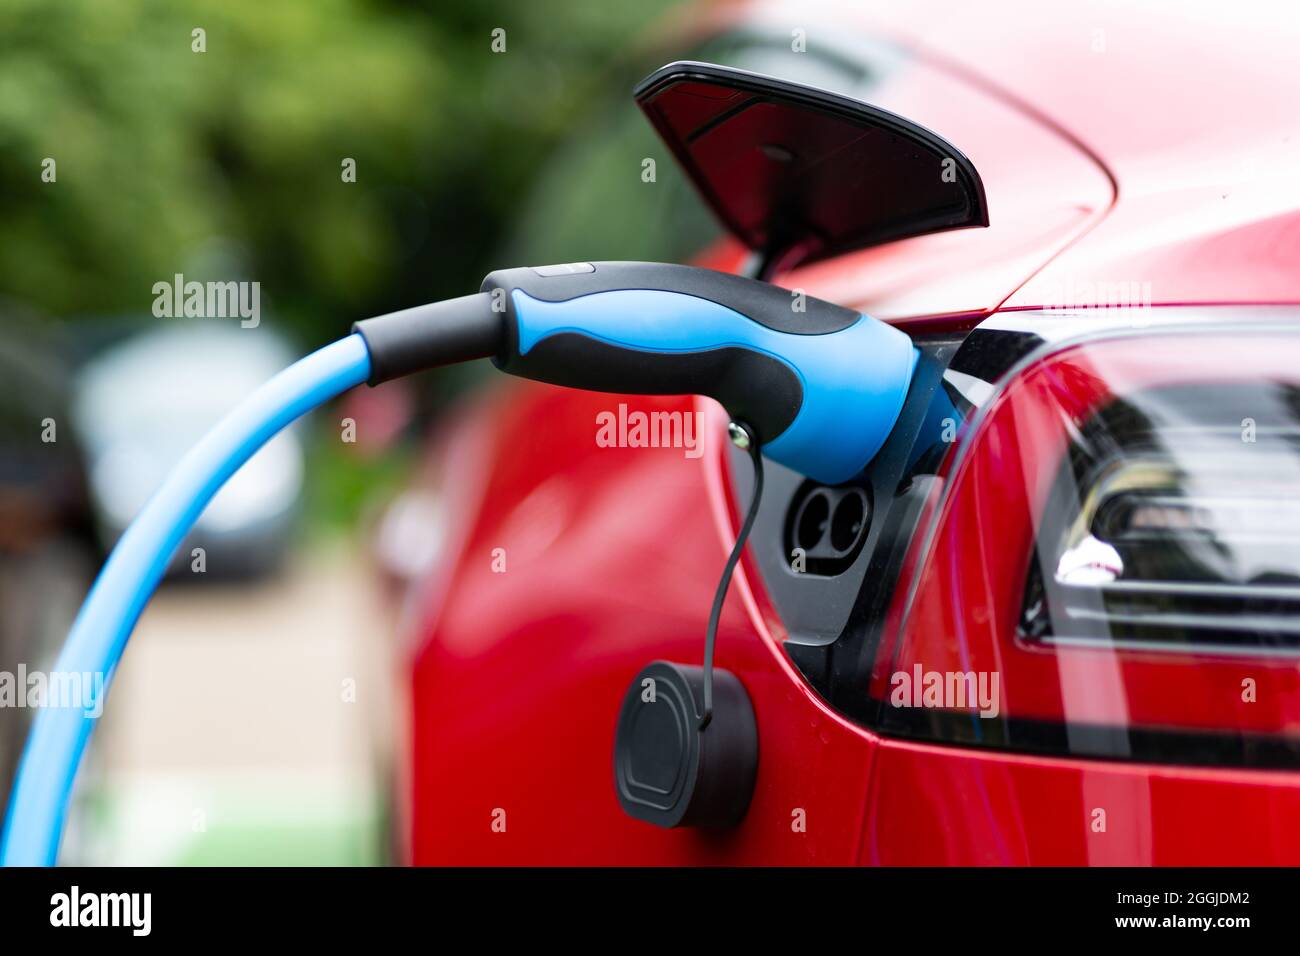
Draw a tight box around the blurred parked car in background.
[71,324,304,579]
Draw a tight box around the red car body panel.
[847,0,1300,308]
[403,1,1300,864]
[408,392,878,864]
[864,740,1300,866]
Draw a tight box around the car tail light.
[871,327,1300,765]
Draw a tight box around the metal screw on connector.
[728,421,754,450]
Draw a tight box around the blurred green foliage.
[0,0,680,344]
[0,0,707,533]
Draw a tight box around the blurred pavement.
[72,541,399,866]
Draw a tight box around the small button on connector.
[529,262,595,277]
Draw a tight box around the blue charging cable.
[1,335,371,866]
[2,261,918,865]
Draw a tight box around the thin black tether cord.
[699,422,764,731]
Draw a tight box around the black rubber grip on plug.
[351,293,503,385]
[499,333,803,445]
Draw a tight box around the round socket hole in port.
[830,489,869,553]
[794,491,831,552]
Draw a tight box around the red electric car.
[395,1,1300,864]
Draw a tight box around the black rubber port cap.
[613,661,758,829]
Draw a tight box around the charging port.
[786,483,872,576]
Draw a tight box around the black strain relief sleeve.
[351,292,503,386]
